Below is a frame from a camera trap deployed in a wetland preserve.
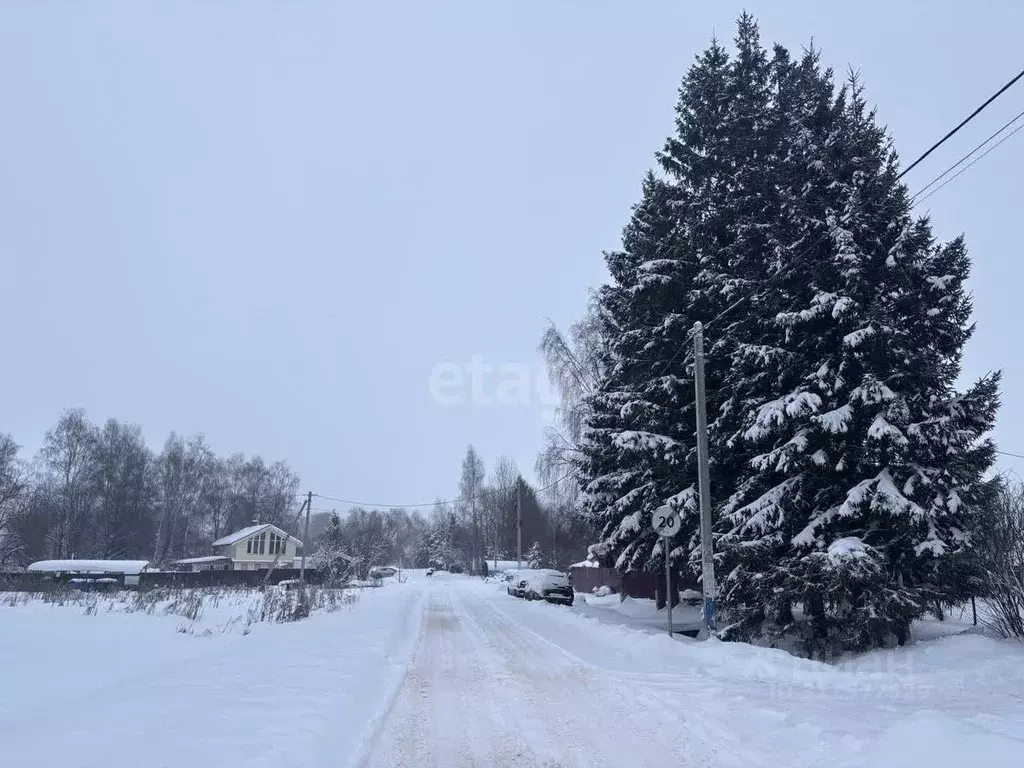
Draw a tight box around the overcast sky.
[1,1,1022,510]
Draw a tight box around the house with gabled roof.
[171,522,303,572]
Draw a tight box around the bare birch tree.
[459,445,485,573]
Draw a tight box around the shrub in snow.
[723,538,920,656]
[247,585,356,627]
[165,589,205,622]
[797,541,920,656]
[972,481,1024,640]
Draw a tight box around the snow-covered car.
[506,571,530,597]
[368,566,398,579]
[523,569,574,605]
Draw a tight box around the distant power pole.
[516,482,523,570]
[299,490,312,583]
[693,322,717,638]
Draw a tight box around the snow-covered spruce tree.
[526,541,545,569]
[581,17,788,583]
[718,51,1000,652]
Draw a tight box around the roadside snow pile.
[0,582,426,768]
[1,585,357,635]
[854,710,1022,768]
[592,585,613,597]
[576,592,704,634]
[487,579,1024,767]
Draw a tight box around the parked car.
[506,570,531,598]
[523,569,574,605]
[368,566,398,579]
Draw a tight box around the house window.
[268,532,286,555]
[247,532,267,555]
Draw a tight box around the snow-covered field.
[1,573,1022,767]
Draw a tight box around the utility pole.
[693,322,717,639]
[299,491,312,583]
[471,492,477,575]
[516,481,523,570]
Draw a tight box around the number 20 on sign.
[651,505,681,537]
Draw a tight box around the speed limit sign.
[651,505,681,537]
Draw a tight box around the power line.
[914,120,1024,206]
[313,493,444,509]
[686,66,1024,339]
[995,449,1024,461]
[910,107,1024,203]
[896,67,1024,180]
[311,470,575,511]
[304,75,1024,523]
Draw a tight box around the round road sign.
[651,505,681,537]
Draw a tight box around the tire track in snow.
[364,581,702,767]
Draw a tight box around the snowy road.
[3,574,1023,768]
[365,583,693,768]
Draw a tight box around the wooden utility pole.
[516,481,523,569]
[263,494,309,587]
[299,490,312,583]
[693,322,717,639]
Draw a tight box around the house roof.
[171,555,232,565]
[211,523,302,548]
[27,559,152,575]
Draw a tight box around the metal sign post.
[664,538,673,637]
[652,505,681,637]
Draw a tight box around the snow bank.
[0,585,426,768]
[483,580,1024,767]
[577,592,704,634]
[851,710,1022,768]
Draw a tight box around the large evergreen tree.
[720,62,1000,651]
[581,16,786,577]
[580,15,999,653]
